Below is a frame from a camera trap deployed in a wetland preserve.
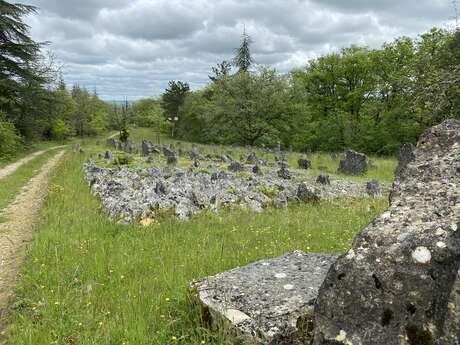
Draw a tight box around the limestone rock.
[316,175,330,185]
[166,155,177,165]
[192,251,338,345]
[337,150,368,175]
[277,166,291,180]
[107,138,116,147]
[228,161,244,172]
[366,180,381,197]
[395,142,416,177]
[297,183,320,203]
[104,150,113,160]
[246,152,258,165]
[298,159,312,170]
[313,119,460,345]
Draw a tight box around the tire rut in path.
[0,146,66,181]
[0,150,66,325]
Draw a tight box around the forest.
[166,29,460,154]
[1,0,459,160]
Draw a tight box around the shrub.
[0,113,23,160]
[50,119,71,140]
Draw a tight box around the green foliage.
[161,80,190,120]
[115,153,133,166]
[0,112,22,159]
[128,99,169,132]
[233,30,253,72]
[174,27,459,154]
[50,119,70,141]
[70,85,110,136]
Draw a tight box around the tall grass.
[2,135,390,344]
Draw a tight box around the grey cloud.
[22,0,452,100]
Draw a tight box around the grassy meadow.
[1,129,395,344]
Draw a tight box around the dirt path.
[0,150,65,323]
[0,146,65,181]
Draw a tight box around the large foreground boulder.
[313,119,460,345]
[337,150,368,175]
[192,251,338,344]
[395,142,416,177]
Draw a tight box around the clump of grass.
[256,184,279,198]
[2,135,389,345]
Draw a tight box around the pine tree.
[233,29,254,72]
[0,1,42,85]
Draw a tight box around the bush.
[0,114,23,160]
[50,119,71,140]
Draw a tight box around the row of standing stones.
[191,119,460,345]
[88,137,384,223]
[106,137,381,196]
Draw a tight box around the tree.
[233,30,253,72]
[209,60,232,82]
[161,80,190,120]
[0,1,43,117]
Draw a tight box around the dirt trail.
[0,146,65,181]
[0,150,65,322]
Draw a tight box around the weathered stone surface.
[141,140,154,156]
[166,155,177,165]
[298,159,312,170]
[316,175,330,185]
[192,251,338,344]
[337,150,368,175]
[107,138,116,147]
[104,150,113,160]
[252,165,261,174]
[163,147,176,158]
[228,161,244,172]
[395,142,416,177]
[297,183,320,203]
[366,179,381,197]
[313,119,460,345]
[277,166,291,180]
[245,152,258,165]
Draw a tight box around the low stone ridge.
[191,251,338,344]
[337,149,368,175]
[84,160,379,223]
[313,119,460,344]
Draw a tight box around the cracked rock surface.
[313,119,460,345]
[191,251,338,344]
[84,160,385,223]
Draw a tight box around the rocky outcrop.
[313,119,460,345]
[395,142,416,177]
[84,162,378,223]
[337,150,368,175]
[192,251,338,345]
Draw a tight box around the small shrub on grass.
[0,113,23,160]
[114,154,133,166]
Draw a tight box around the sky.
[22,0,456,100]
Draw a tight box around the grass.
[128,128,397,183]
[2,133,390,345]
[0,150,61,212]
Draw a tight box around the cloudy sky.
[23,0,455,100]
